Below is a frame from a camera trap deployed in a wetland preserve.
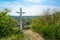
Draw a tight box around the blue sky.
[0,0,60,16]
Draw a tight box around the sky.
[0,0,60,16]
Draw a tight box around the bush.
[32,11,60,40]
[0,9,24,40]
[0,30,24,40]
[24,25,32,29]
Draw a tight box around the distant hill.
[11,16,38,21]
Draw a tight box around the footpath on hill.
[23,29,44,40]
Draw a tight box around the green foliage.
[24,25,32,29]
[0,9,24,40]
[32,11,60,40]
[0,30,24,40]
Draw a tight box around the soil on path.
[23,29,44,40]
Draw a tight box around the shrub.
[32,11,60,40]
[0,9,24,40]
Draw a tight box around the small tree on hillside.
[0,9,18,38]
[32,9,60,40]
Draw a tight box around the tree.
[0,9,18,38]
[32,9,60,40]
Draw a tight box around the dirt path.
[23,29,44,40]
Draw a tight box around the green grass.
[0,33,24,40]
[0,27,24,40]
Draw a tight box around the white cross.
[16,7,25,30]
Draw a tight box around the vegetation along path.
[23,29,44,40]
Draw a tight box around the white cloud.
[0,2,60,16]
[10,5,59,16]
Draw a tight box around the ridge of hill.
[11,16,38,19]
[11,16,38,21]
